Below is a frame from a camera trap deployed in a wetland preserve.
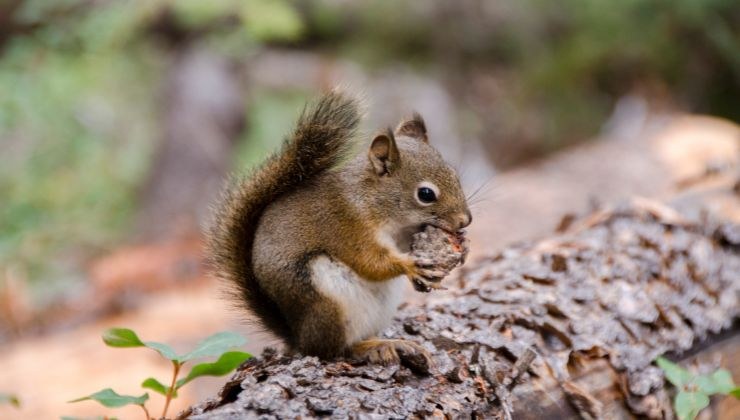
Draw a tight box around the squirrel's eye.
[417,187,437,204]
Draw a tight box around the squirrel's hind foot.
[352,338,432,374]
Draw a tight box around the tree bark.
[180,165,740,419]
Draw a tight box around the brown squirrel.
[207,90,471,364]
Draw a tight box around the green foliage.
[179,332,247,362]
[298,0,740,165]
[140,377,170,397]
[73,328,250,419]
[0,393,20,408]
[674,392,709,420]
[103,328,178,360]
[240,0,304,42]
[177,351,252,388]
[69,389,148,408]
[0,0,305,304]
[694,369,735,395]
[170,0,303,42]
[657,357,693,388]
[0,1,159,299]
[102,328,147,348]
[102,328,246,363]
[3,0,738,305]
[656,356,740,420]
[487,0,740,161]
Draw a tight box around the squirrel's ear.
[395,112,427,143]
[368,129,400,176]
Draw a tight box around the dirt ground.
[0,115,737,420]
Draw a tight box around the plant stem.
[162,360,181,419]
[141,404,151,420]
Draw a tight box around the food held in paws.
[410,225,469,292]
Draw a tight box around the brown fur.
[395,112,428,142]
[208,90,470,360]
[206,91,359,345]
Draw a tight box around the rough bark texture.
[181,187,740,419]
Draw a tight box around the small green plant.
[656,356,740,420]
[0,393,20,408]
[70,389,148,419]
[69,328,251,420]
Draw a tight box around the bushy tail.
[206,91,360,341]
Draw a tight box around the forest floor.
[0,115,737,419]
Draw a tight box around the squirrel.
[207,90,471,365]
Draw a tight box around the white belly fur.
[310,255,406,345]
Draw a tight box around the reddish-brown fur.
[207,90,470,363]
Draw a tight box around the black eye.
[417,187,437,204]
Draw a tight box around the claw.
[411,277,447,292]
[417,268,448,279]
[412,277,432,292]
[414,257,437,267]
[352,339,433,374]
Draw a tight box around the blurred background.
[1,0,738,418]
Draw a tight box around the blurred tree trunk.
[0,0,44,50]
[135,46,245,239]
[180,165,740,419]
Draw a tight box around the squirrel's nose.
[457,209,472,229]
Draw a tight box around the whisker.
[469,195,490,205]
[468,197,491,209]
[465,176,495,202]
[457,164,468,181]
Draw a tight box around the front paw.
[408,256,451,292]
[414,260,451,282]
[411,276,446,293]
[352,339,433,374]
[408,225,468,293]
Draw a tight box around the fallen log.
[181,167,740,419]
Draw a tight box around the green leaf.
[142,341,180,361]
[0,393,20,407]
[102,328,145,347]
[730,387,740,399]
[176,351,252,389]
[708,369,735,394]
[179,332,246,362]
[674,391,709,420]
[68,388,148,408]
[657,357,692,388]
[693,375,715,395]
[102,328,179,361]
[171,0,235,28]
[694,369,735,395]
[141,378,172,396]
[241,0,304,42]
